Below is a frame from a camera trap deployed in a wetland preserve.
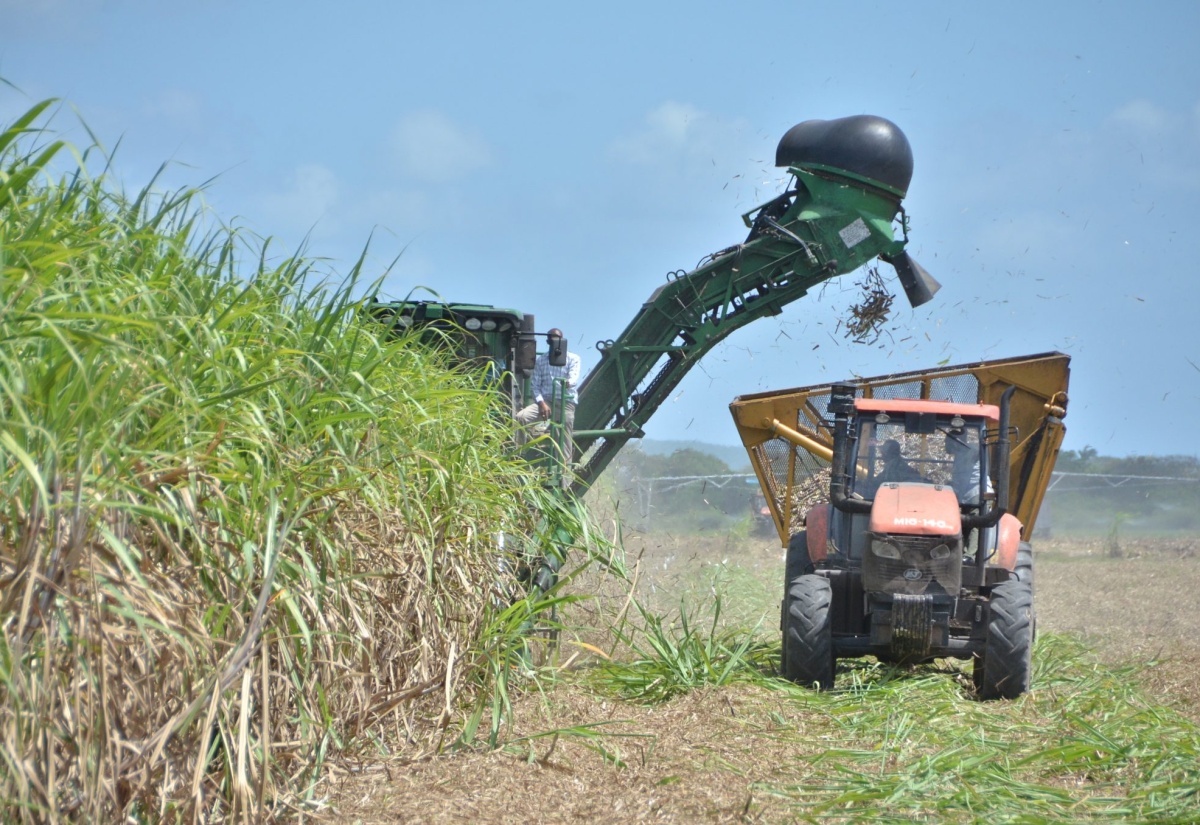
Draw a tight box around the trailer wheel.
[782,574,834,690]
[976,580,1034,700]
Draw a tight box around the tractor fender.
[802,503,831,563]
[994,513,1023,572]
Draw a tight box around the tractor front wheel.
[1014,541,1035,588]
[781,532,814,625]
[780,531,815,675]
[976,580,1035,700]
[782,574,835,690]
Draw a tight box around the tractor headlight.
[464,317,483,331]
[871,539,902,560]
[929,543,952,560]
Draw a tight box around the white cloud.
[387,110,492,183]
[608,101,715,166]
[258,163,341,236]
[601,102,772,222]
[1100,98,1200,189]
[1107,99,1172,135]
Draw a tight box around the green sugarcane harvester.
[370,115,942,584]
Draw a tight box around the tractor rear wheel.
[976,580,1034,700]
[1013,542,1038,642]
[782,574,834,689]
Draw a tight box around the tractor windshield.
[850,415,989,505]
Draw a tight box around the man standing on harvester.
[516,328,580,462]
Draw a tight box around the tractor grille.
[863,533,962,596]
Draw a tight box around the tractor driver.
[877,439,923,484]
[863,439,923,496]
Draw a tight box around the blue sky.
[3,1,1198,456]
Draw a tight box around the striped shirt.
[532,350,581,406]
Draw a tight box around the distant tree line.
[605,446,753,533]
[1042,448,1200,536]
[601,444,1200,538]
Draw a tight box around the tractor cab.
[815,398,1008,614]
[824,384,1016,579]
[835,399,1002,564]
[849,399,995,505]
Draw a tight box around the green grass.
[780,636,1200,822]
[593,596,774,703]
[576,610,1200,823]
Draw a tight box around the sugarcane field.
[3,5,1200,822]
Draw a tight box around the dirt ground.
[1034,535,1200,716]
[326,534,1200,824]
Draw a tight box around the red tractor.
[730,353,1070,699]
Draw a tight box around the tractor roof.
[853,397,1000,422]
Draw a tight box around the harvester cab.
[367,300,534,396]
[366,299,574,482]
[729,352,1071,699]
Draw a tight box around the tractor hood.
[868,483,962,537]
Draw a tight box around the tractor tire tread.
[783,574,835,690]
[1014,541,1035,588]
[979,580,1034,700]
